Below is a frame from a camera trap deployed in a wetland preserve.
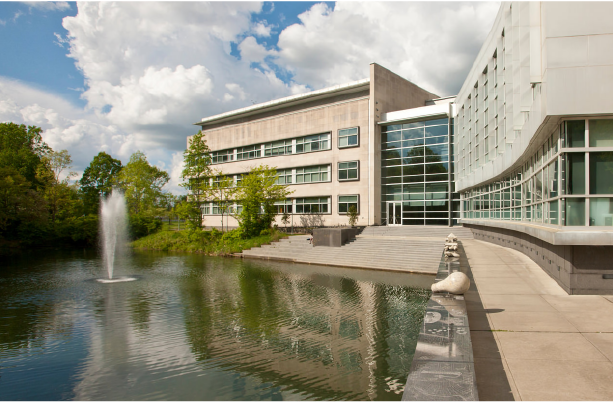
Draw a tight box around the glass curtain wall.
[461,118,613,227]
[381,117,456,225]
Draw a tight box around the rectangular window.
[589,119,613,147]
[275,200,293,214]
[296,133,331,153]
[338,161,359,181]
[211,149,234,164]
[236,145,261,161]
[565,153,586,195]
[338,195,359,214]
[276,169,293,185]
[295,197,330,214]
[264,140,293,157]
[589,198,613,226]
[564,120,586,148]
[565,198,585,226]
[589,152,613,194]
[338,127,359,148]
[295,165,329,184]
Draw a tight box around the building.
[191,2,612,294]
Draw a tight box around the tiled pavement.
[463,239,613,401]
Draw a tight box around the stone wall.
[464,223,613,295]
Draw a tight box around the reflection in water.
[0,250,431,401]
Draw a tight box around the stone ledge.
[403,243,479,401]
[460,219,613,246]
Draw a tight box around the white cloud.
[274,2,501,96]
[238,36,271,64]
[2,1,502,195]
[251,21,272,37]
[23,1,71,11]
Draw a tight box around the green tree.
[347,205,359,227]
[235,165,292,238]
[80,151,123,214]
[117,151,170,237]
[209,172,238,232]
[0,123,50,188]
[181,130,212,230]
[39,150,77,223]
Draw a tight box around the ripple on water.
[0,251,430,401]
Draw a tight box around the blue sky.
[0,1,500,193]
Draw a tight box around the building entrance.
[387,202,402,226]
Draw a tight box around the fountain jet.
[99,190,133,283]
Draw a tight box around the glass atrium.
[381,117,460,226]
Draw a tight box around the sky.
[0,1,500,193]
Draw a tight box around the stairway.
[240,226,474,274]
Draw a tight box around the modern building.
[191,1,612,294]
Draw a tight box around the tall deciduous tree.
[209,172,238,232]
[117,151,169,238]
[80,152,123,214]
[181,130,212,229]
[40,150,77,223]
[0,123,50,188]
[118,151,170,215]
[235,165,292,238]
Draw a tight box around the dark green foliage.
[129,212,163,239]
[348,205,358,227]
[235,165,292,238]
[0,123,50,188]
[80,152,123,214]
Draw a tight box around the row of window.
[210,128,360,164]
[275,162,360,184]
[462,119,613,226]
[201,196,359,216]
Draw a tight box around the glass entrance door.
[387,202,402,225]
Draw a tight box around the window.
[264,140,292,156]
[295,165,329,183]
[295,197,330,214]
[237,145,261,160]
[338,195,359,214]
[276,169,292,185]
[338,161,359,181]
[296,133,330,153]
[212,149,234,164]
[338,127,359,148]
[275,200,292,214]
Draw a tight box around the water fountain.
[97,190,136,283]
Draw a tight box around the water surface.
[0,249,431,400]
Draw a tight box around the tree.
[117,151,170,237]
[80,152,123,215]
[39,150,77,223]
[0,123,50,188]
[347,205,359,227]
[208,172,238,232]
[235,165,292,238]
[181,130,212,229]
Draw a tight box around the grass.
[130,228,288,256]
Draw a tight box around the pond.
[0,249,432,400]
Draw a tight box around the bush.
[129,212,162,239]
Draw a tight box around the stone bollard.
[431,271,471,294]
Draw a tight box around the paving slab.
[496,332,608,361]
[463,238,613,401]
[505,359,613,401]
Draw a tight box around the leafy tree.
[347,205,359,227]
[0,123,50,187]
[181,130,212,229]
[80,152,123,214]
[281,211,290,228]
[39,150,77,223]
[0,167,48,240]
[235,165,292,238]
[117,151,170,238]
[209,172,238,232]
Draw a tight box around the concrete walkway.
[463,239,613,401]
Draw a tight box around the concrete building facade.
[190,2,612,294]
